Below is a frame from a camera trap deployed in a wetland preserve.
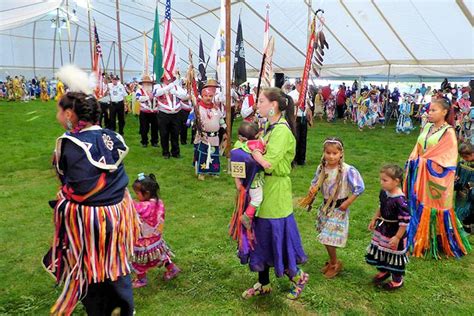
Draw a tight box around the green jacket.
[258,118,296,219]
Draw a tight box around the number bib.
[231,161,246,178]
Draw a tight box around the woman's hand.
[389,236,400,249]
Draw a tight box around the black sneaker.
[151,143,158,147]
[142,144,148,148]
[163,154,170,159]
[172,154,181,159]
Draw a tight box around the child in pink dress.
[132,173,181,288]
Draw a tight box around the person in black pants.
[98,97,110,129]
[153,75,188,158]
[295,116,308,165]
[107,76,127,135]
[288,80,311,166]
[178,99,192,145]
[109,101,125,135]
[136,76,159,147]
[158,112,180,158]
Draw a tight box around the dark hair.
[133,174,160,199]
[261,87,296,137]
[238,121,259,140]
[430,97,453,125]
[380,164,404,183]
[459,142,473,156]
[59,92,100,124]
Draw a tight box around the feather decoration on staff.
[311,10,329,78]
[185,49,204,138]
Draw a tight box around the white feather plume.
[56,64,94,95]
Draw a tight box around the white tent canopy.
[1,0,473,81]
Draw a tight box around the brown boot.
[320,261,330,273]
[324,260,343,279]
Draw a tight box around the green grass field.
[0,99,473,315]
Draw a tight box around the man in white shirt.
[288,79,312,165]
[98,74,110,128]
[240,85,257,122]
[107,75,127,135]
[153,75,188,159]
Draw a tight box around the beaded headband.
[323,139,343,148]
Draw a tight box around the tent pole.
[57,9,64,67]
[65,0,73,63]
[106,42,113,73]
[358,75,362,97]
[52,10,58,75]
[87,0,93,70]
[386,64,391,89]
[72,24,79,62]
[225,0,232,158]
[33,21,36,77]
[115,0,124,81]
[113,41,117,75]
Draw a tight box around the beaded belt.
[323,197,348,208]
[204,131,218,137]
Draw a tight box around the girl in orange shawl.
[404,98,471,259]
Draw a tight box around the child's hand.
[338,201,349,212]
[261,161,272,169]
[389,236,400,249]
[368,219,377,231]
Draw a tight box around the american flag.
[163,0,176,80]
[93,22,103,98]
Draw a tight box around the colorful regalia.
[40,78,49,102]
[55,80,65,101]
[404,123,471,258]
[12,77,22,100]
[455,160,474,229]
[358,94,379,129]
[325,95,336,122]
[193,99,225,175]
[43,125,139,315]
[132,199,175,274]
[366,190,410,275]
[229,140,265,263]
[313,93,324,118]
[396,100,414,134]
[310,163,365,247]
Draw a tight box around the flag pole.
[115,0,124,80]
[225,0,232,158]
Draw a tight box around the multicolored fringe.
[229,187,255,263]
[406,160,471,259]
[133,238,174,265]
[44,190,139,315]
[408,204,471,259]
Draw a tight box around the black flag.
[198,36,207,85]
[233,15,246,86]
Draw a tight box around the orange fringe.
[49,190,139,315]
[229,187,254,250]
[412,206,467,258]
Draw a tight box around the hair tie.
[137,173,145,181]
